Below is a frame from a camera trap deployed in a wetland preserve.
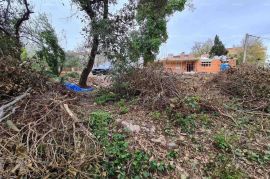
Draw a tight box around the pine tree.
[210,35,228,57]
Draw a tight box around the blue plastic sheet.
[220,63,231,72]
[64,82,94,92]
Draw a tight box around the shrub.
[95,92,117,105]
[64,71,80,79]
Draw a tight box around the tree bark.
[79,35,99,87]
[78,0,109,87]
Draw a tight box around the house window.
[201,62,211,67]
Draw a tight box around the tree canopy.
[0,0,33,59]
[134,0,187,65]
[209,35,228,57]
[35,16,65,76]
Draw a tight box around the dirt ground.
[78,72,270,178]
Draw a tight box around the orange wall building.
[159,53,236,74]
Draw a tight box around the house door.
[187,62,194,72]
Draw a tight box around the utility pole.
[243,33,249,63]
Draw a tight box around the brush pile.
[0,58,101,178]
[213,64,270,111]
[0,57,50,99]
[114,65,202,110]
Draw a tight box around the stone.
[151,135,167,146]
[121,121,141,133]
[167,142,178,149]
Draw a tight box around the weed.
[185,96,200,111]
[118,99,129,114]
[235,148,270,165]
[95,92,117,105]
[204,154,245,179]
[89,110,111,144]
[164,122,175,136]
[166,150,178,159]
[198,114,212,126]
[213,131,238,152]
[174,113,196,134]
[89,110,169,178]
[150,111,161,120]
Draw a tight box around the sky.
[32,0,270,59]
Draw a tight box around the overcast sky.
[32,0,270,58]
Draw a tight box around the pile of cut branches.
[213,64,270,111]
[0,57,102,178]
[0,91,101,178]
[113,65,199,110]
[0,57,50,99]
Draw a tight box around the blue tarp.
[220,63,231,72]
[64,82,94,92]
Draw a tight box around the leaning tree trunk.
[79,35,99,87]
[78,0,108,87]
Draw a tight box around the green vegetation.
[88,110,171,178]
[209,35,228,57]
[150,111,161,120]
[184,96,200,111]
[166,150,178,160]
[213,131,238,152]
[63,71,80,79]
[235,148,270,165]
[134,0,186,65]
[174,113,196,134]
[36,23,65,76]
[117,99,129,114]
[205,154,245,179]
[95,92,117,105]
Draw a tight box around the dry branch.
[0,88,31,122]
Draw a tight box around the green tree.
[0,0,33,59]
[235,38,267,65]
[209,35,228,57]
[72,0,110,87]
[36,17,65,76]
[134,0,187,66]
[72,0,136,87]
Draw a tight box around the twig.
[0,88,31,122]
[62,104,95,139]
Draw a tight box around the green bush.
[63,71,80,79]
[95,92,117,105]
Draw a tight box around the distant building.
[158,52,236,73]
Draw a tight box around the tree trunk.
[78,0,109,87]
[79,35,99,87]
